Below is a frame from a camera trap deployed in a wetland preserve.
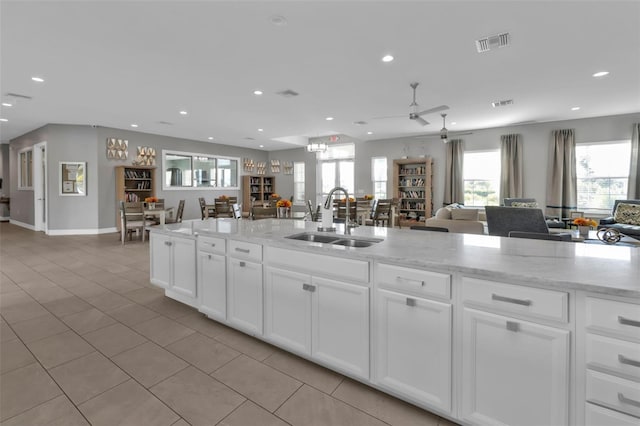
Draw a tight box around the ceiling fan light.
[306,142,327,152]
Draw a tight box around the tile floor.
[0,223,459,425]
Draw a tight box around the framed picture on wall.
[59,162,86,196]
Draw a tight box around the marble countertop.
[151,219,640,297]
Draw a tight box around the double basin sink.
[285,232,383,248]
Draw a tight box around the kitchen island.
[149,219,640,426]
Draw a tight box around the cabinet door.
[264,267,312,355]
[149,233,171,289]
[227,258,263,335]
[171,237,196,299]
[312,277,369,379]
[375,289,452,413]
[462,308,570,426]
[198,251,226,321]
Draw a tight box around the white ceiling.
[1,1,639,150]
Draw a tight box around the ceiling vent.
[244,137,256,141]
[491,99,514,108]
[352,121,368,125]
[157,121,173,125]
[5,92,33,100]
[276,89,299,98]
[476,32,510,53]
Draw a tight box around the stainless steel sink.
[285,233,341,243]
[285,233,383,248]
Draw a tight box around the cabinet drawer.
[586,297,640,341]
[229,240,262,262]
[198,236,226,255]
[376,263,450,299]
[462,277,569,323]
[586,333,640,380]
[586,402,640,426]
[265,247,369,284]
[586,369,640,418]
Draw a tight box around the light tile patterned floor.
[0,223,459,425]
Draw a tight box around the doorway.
[33,142,47,232]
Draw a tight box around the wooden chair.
[371,199,393,227]
[119,201,155,244]
[199,197,216,219]
[251,206,277,219]
[165,200,185,224]
[215,200,232,217]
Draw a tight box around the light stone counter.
[151,218,640,297]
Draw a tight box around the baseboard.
[47,227,118,236]
[9,219,36,230]
[0,216,9,222]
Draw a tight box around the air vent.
[157,121,173,125]
[476,32,510,53]
[353,121,368,125]
[5,92,32,100]
[244,137,256,140]
[491,99,514,108]
[276,89,299,98]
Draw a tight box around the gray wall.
[0,144,9,218]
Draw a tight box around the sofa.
[424,204,485,234]
[598,199,640,238]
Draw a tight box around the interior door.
[33,142,47,232]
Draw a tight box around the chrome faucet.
[324,187,354,235]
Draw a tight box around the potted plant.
[573,217,597,238]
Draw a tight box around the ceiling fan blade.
[414,116,429,126]
[371,114,407,120]
[416,105,450,117]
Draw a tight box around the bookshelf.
[115,166,156,230]
[393,157,433,226]
[242,175,275,213]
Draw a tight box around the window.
[293,162,305,204]
[163,150,239,190]
[318,144,355,198]
[18,148,33,189]
[576,141,630,211]
[371,157,387,199]
[463,150,500,206]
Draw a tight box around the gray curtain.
[499,134,523,202]
[443,139,464,205]
[546,129,577,218]
[628,123,640,199]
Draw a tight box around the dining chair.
[251,206,277,219]
[215,200,232,217]
[199,197,216,219]
[371,199,393,227]
[165,200,185,224]
[119,201,155,244]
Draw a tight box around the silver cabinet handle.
[406,298,416,307]
[302,283,316,292]
[492,293,532,306]
[618,354,640,368]
[396,276,424,287]
[618,392,640,408]
[239,261,246,267]
[207,254,212,260]
[618,316,640,328]
[235,247,250,253]
[506,321,520,332]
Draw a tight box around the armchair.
[503,198,565,229]
[598,199,640,238]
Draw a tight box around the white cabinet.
[375,289,452,412]
[227,241,263,335]
[461,308,570,426]
[150,232,196,306]
[197,236,227,321]
[264,265,370,380]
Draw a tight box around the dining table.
[144,206,175,226]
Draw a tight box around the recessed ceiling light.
[451,122,457,125]
[258,128,264,132]
[269,15,287,26]
[31,77,44,82]
[592,71,609,77]
[253,90,263,95]
[259,145,264,148]
[179,110,188,115]
[130,124,138,128]
[0,118,8,122]
[367,131,373,135]
[382,55,394,63]
[208,136,214,140]
[571,106,581,111]
[325,117,334,121]
[2,102,13,107]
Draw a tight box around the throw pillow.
[614,203,640,226]
[435,207,452,220]
[451,208,479,221]
[511,201,539,208]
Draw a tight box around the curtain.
[628,123,640,199]
[546,129,577,218]
[443,139,464,205]
[499,134,523,202]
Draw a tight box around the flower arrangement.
[271,193,280,199]
[218,195,229,201]
[339,197,356,203]
[276,199,292,208]
[363,194,374,200]
[573,217,597,227]
[144,196,158,203]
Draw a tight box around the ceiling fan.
[373,82,449,126]
[415,113,473,143]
